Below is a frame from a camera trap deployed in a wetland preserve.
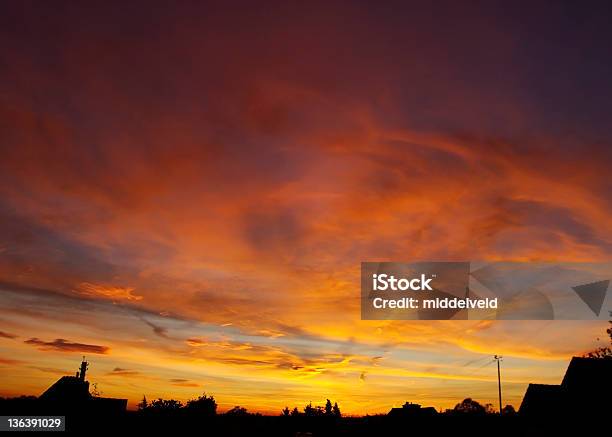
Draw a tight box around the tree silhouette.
[483,403,496,415]
[90,382,101,398]
[225,406,248,416]
[281,406,290,416]
[332,402,341,418]
[325,399,333,416]
[501,404,517,416]
[452,398,487,415]
[185,393,217,416]
[304,402,314,416]
[584,313,612,359]
[147,398,183,412]
[137,395,148,411]
[301,400,342,417]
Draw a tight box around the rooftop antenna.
[494,355,503,415]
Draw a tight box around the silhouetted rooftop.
[38,359,127,414]
[388,402,438,417]
[519,356,611,418]
[561,356,612,391]
[518,384,564,416]
[39,376,90,403]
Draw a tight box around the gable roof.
[519,383,564,415]
[39,376,90,403]
[561,357,612,392]
[519,357,612,417]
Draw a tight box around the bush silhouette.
[146,398,183,412]
[452,398,487,416]
[225,406,249,416]
[502,404,517,416]
[185,394,217,416]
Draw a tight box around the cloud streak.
[24,338,110,354]
[108,368,141,377]
[0,331,17,339]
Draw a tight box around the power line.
[462,358,495,377]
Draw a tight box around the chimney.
[79,357,88,381]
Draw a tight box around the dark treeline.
[132,394,516,418]
[0,394,530,436]
[136,394,344,418]
[0,391,599,435]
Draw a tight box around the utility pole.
[494,355,503,416]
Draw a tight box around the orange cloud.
[76,282,143,301]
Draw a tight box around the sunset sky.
[1,1,611,414]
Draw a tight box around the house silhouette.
[388,402,438,417]
[519,357,611,419]
[40,358,127,414]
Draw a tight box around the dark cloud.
[24,338,109,354]
[0,331,17,339]
[216,357,275,367]
[141,318,169,338]
[0,203,118,289]
[109,367,140,377]
[481,198,612,251]
[0,282,191,329]
[170,379,199,387]
[0,357,25,365]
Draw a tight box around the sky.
[0,0,611,414]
